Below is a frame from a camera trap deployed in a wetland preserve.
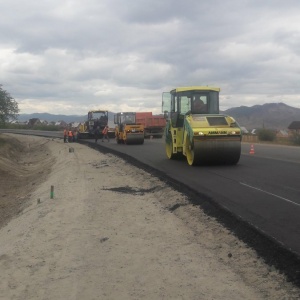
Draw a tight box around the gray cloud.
[0,0,300,115]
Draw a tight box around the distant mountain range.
[17,112,116,127]
[222,102,300,130]
[17,113,86,123]
[17,103,300,130]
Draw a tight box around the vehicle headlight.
[229,131,240,135]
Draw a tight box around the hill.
[223,103,300,130]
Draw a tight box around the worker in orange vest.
[68,130,73,143]
[102,125,109,142]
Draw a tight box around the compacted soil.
[0,133,299,300]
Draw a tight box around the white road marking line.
[240,182,300,207]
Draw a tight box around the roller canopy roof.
[171,86,220,93]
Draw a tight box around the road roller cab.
[114,112,145,145]
[162,86,242,165]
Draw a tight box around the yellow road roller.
[114,112,145,145]
[162,86,242,165]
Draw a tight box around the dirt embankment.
[0,134,53,228]
[0,133,299,300]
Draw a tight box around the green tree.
[0,85,19,125]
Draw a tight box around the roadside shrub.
[289,132,300,146]
[257,129,276,142]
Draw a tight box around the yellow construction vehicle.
[162,86,242,165]
[78,110,114,139]
[114,112,144,145]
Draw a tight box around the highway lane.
[1,130,300,257]
[242,142,300,164]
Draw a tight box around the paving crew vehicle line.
[162,86,242,165]
[114,112,145,145]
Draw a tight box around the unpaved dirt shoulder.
[0,134,53,229]
[0,135,299,300]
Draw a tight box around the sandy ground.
[0,133,299,300]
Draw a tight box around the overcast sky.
[1,0,300,115]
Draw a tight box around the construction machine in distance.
[114,112,145,145]
[162,86,242,166]
[136,112,166,138]
[78,110,114,139]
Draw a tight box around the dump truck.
[114,112,145,144]
[162,86,242,165]
[136,112,166,138]
[78,110,110,139]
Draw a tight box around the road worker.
[94,126,101,143]
[72,130,78,142]
[102,125,110,142]
[193,98,207,113]
[68,130,73,143]
[63,128,68,143]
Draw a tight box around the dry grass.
[242,135,297,146]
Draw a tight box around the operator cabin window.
[174,96,179,112]
[121,115,126,123]
[180,96,190,114]
[209,92,219,114]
